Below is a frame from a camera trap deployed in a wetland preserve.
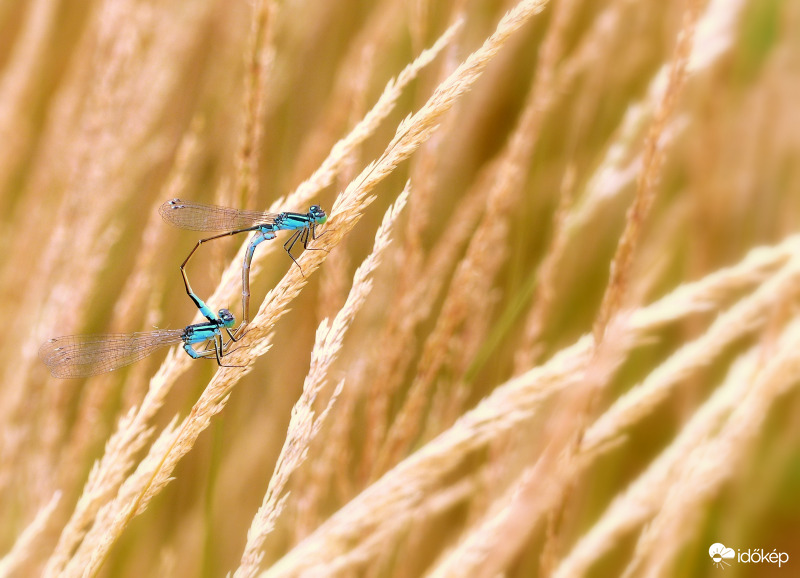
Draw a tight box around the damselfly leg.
[282,220,330,277]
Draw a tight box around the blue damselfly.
[159,199,327,332]
[40,294,239,378]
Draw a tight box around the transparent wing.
[159,198,279,232]
[39,330,185,378]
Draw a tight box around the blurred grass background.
[0,0,799,576]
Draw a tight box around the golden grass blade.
[59,417,182,578]
[566,0,748,238]
[234,183,409,578]
[431,314,633,578]
[0,2,221,540]
[436,241,800,578]
[0,491,61,578]
[514,165,576,371]
[593,0,702,342]
[360,176,484,470]
[288,0,405,184]
[236,0,277,209]
[0,0,58,201]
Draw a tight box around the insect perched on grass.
[40,294,240,379]
[159,198,328,333]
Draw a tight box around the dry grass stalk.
[408,0,431,54]
[626,197,691,306]
[234,184,409,577]
[288,0,403,184]
[0,0,58,199]
[567,0,747,238]
[292,379,359,541]
[270,0,547,477]
[59,245,165,491]
[359,4,519,466]
[60,417,182,578]
[280,16,461,210]
[43,402,164,577]
[293,140,366,528]
[368,0,606,408]
[446,0,581,409]
[622,316,800,577]
[279,317,633,578]
[44,347,198,578]
[340,0,547,216]
[236,0,277,209]
[427,466,557,578]
[260,233,799,576]
[0,0,143,463]
[234,378,345,578]
[593,0,701,343]
[66,185,182,423]
[402,1,465,263]
[315,43,376,321]
[514,165,576,372]
[551,254,800,577]
[385,474,478,578]
[487,0,686,376]
[377,0,465,337]
[0,491,61,578]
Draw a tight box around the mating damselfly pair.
[40,200,328,378]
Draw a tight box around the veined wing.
[39,330,185,378]
[159,198,280,232]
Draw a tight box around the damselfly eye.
[310,205,327,223]
[218,309,236,327]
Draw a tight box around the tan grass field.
[1,0,799,576]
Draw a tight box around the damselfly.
[159,199,328,332]
[40,294,239,379]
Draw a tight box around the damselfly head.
[218,308,236,328]
[309,205,327,224]
[159,198,185,218]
